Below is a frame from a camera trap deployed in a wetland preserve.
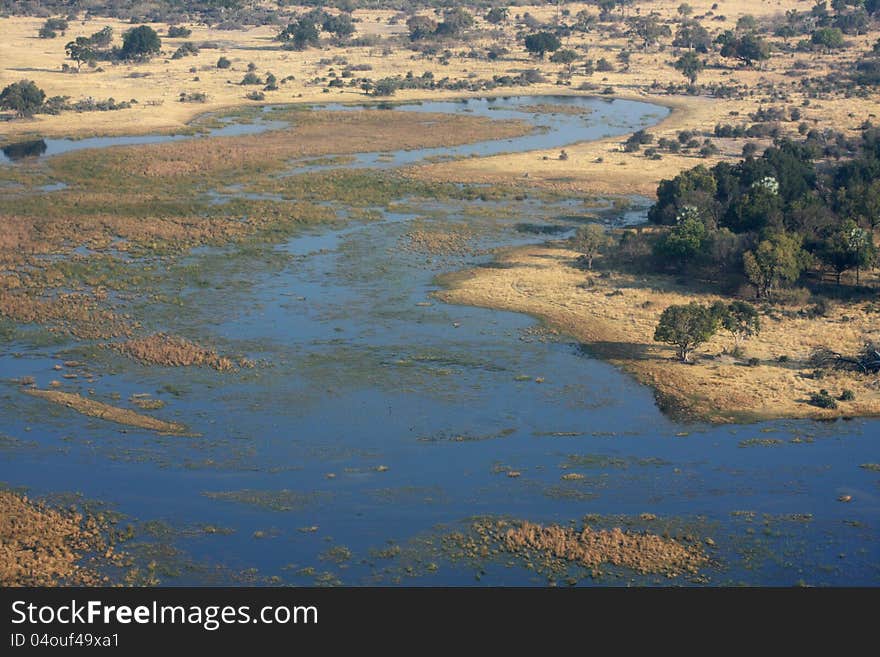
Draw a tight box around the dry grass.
[25,388,192,434]
[438,244,880,423]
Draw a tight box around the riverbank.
[437,244,880,423]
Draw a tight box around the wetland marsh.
[1,96,877,586]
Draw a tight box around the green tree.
[717,31,771,67]
[121,25,161,61]
[629,15,672,51]
[817,219,877,284]
[88,26,113,48]
[0,80,45,118]
[654,207,709,270]
[673,51,704,84]
[524,32,562,59]
[436,8,474,36]
[406,15,438,41]
[811,27,845,51]
[278,19,320,50]
[714,300,761,348]
[649,165,717,225]
[323,13,355,38]
[550,48,579,74]
[485,7,509,24]
[653,303,720,362]
[38,18,67,39]
[65,38,96,71]
[742,232,806,299]
[673,22,712,52]
[572,224,611,270]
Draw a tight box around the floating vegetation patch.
[369,486,447,504]
[202,489,328,512]
[738,438,785,448]
[561,454,670,470]
[0,490,130,586]
[24,388,191,435]
[417,428,516,443]
[113,333,253,371]
[448,519,707,579]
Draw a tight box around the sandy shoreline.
[437,244,880,424]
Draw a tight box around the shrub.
[167,26,192,38]
[245,91,265,101]
[808,389,838,409]
[217,56,232,69]
[839,389,855,401]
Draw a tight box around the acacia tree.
[653,303,720,362]
[0,80,45,118]
[66,37,96,71]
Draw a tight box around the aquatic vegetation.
[498,520,707,577]
[202,489,327,512]
[24,389,190,435]
[0,490,129,586]
[114,333,252,371]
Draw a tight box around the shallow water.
[0,96,877,585]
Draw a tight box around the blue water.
[0,96,877,586]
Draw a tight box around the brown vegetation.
[501,520,707,576]
[25,388,191,434]
[0,490,124,586]
[114,333,250,371]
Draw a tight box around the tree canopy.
[0,80,45,118]
[524,32,562,59]
[121,25,161,60]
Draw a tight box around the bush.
[172,42,199,59]
[240,72,263,85]
[839,389,855,401]
[747,357,760,367]
[245,91,265,101]
[808,389,838,409]
[167,26,192,38]
[217,56,232,69]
